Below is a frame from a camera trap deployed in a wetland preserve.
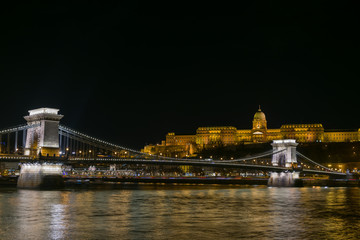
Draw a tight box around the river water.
[0,185,359,240]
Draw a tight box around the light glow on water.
[0,187,359,239]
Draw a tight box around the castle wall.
[324,131,359,142]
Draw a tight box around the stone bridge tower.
[271,139,298,167]
[24,108,63,157]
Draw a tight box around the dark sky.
[0,1,359,149]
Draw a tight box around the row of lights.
[62,125,201,161]
[0,123,40,134]
[60,149,126,155]
[60,125,143,156]
[61,125,233,162]
[0,156,31,159]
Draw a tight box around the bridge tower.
[23,108,63,157]
[271,139,298,167]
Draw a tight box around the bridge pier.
[17,163,64,189]
[268,172,303,187]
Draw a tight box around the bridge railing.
[59,125,147,155]
[296,151,334,172]
[0,123,40,134]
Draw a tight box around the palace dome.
[254,106,266,120]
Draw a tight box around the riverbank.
[64,177,269,186]
[302,178,360,187]
[64,177,360,188]
[0,176,17,187]
[1,176,360,188]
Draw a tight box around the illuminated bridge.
[0,108,346,188]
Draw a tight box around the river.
[0,185,359,239]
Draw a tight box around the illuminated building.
[142,106,360,156]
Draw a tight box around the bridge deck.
[0,156,346,176]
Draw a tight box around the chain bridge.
[0,108,346,188]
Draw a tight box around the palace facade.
[142,107,360,157]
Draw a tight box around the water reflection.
[0,186,359,239]
[50,204,67,239]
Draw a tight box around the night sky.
[1,2,359,149]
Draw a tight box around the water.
[0,185,360,240]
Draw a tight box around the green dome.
[254,106,266,120]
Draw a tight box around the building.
[142,107,360,157]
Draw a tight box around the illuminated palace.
[142,107,360,157]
